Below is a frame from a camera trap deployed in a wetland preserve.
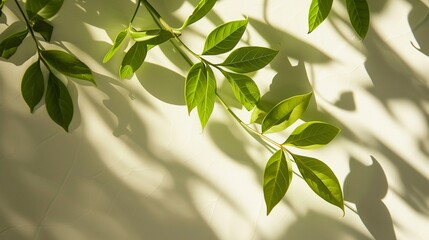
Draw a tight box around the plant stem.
[130,0,142,23]
[13,0,41,51]
[216,95,282,149]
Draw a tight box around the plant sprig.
[104,0,345,215]
[0,0,95,131]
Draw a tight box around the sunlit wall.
[1,0,429,239]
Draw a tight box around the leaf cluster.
[0,0,94,131]
[102,0,345,215]
[308,0,370,39]
[1,0,350,216]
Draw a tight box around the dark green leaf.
[346,0,370,39]
[181,0,217,29]
[219,46,278,73]
[292,153,344,213]
[197,65,216,129]
[202,19,247,55]
[33,20,53,41]
[103,28,128,63]
[45,73,73,132]
[308,0,333,33]
[284,121,340,149]
[119,42,147,79]
[261,92,312,133]
[144,30,174,47]
[185,62,206,114]
[21,60,44,112]
[263,150,292,215]
[222,71,260,110]
[41,50,95,84]
[0,28,28,59]
[26,0,64,21]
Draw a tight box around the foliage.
[0,0,94,131]
[308,0,370,38]
[0,0,371,215]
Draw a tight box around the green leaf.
[261,92,312,133]
[292,153,344,213]
[308,0,333,33]
[219,46,278,73]
[144,29,174,47]
[0,28,28,59]
[103,28,128,63]
[33,20,53,41]
[21,60,45,113]
[130,28,161,42]
[250,105,267,124]
[202,19,248,55]
[197,65,216,129]
[284,121,340,149]
[41,50,95,84]
[185,62,207,114]
[181,0,217,29]
[26,0,64,21]
[45,73,73,132]
[263,150,292,215]
[119,42,147,79]
[346,0,370,39]
[222,71,260,110]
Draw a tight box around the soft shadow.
[344,156,397,240]
[281,210,372,240]
[137,62,185,105]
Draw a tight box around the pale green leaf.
[308,0,333,33]
[185,62,206,114]
[284,121,340,149]
[197,65,216,129]
[130,28,162,42]
[21,60,44,112]
[41,50,95,84]
[250,106,266,124]
[33,20,53,41]
[261,92,312,133]
[219,47,278,73]
[45,73,73,132]
[346,0,370,39]
[202,19,247,55]
[181,0,217,29]
[292,154,344,213]
[103,28,128,63]
[119,42,147,79]
[222,71,260,110]
[26,0,64,20]
[263,150,292,215]
[0,28,28,59]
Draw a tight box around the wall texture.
[1,0,429,239]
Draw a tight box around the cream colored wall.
[1,0,429,239]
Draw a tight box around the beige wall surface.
[1,0,429,239]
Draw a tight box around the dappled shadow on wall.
[280,210,372,240]
[0,94,224,239]
[344,156,396,240]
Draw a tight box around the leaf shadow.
[344,156,397,240]
[136,62,185,105]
